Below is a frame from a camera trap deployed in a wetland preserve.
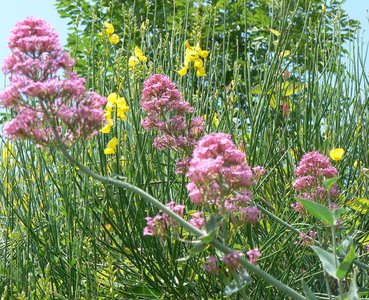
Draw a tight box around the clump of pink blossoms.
[0,17,106,146]
[143,201,185,237]
[186,133,265,226]
[292,151,340,213]
[140,74,204,173]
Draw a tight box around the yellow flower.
[354,160,359,168]
[199,50,209,58]
[196,67,206,77]
[109,34,120,45]
[103,21,114,35]
[104,137,119,155]
[322,4,326,14]
[104,110,112,119]
[128,56,139,68]
[134,46,147,61]
[212,113,219,128]
[180,40,209,77]
[100,118,114,134]
[185,40,194,50]
[107,93,118,104]
[329,148,345,161]
[194,59,203,69]
[177,66,189,76]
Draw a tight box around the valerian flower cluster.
[292,151,340,213]
[0,17,106,146]
[186,133,265,226]
[140,74,205,173]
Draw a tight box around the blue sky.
[0,1,368,86]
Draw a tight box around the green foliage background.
[1,0,369,299]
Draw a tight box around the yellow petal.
[100,124,112,134]
[104,111,112,119]
[185,40,194,50]
[269,28,281,36]
[104,21,114,35]
[138,55,147,62]
[199,50,209,58]
[109,34,120,45]
[134,46,144,57]
[128,56,139,67]
[348,198,369,214]
[177,66,189,76]
[212,113,219,128]
[107,93,118,104]
[194,59,203,69]
[107,137,119,149]
[329,148,345,161]
[279,50,291,58]
[196,67,206,77]
[117,111,127,120]
[116,97,127,107]
[104,147,116,155]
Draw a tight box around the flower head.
[247,248,261,264]
[293,151,340,204]
[329,148,345,161]
[177,41,209,77]
[109,34,120,45]
[129,46,147,68]
[1,17,106,146]
[104,137,118,155]
[103,21,114,35]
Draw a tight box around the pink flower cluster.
[143,201,185,236]
[295,231,317,246]
[202,249,261,275]
[292,151,340,210]
[186,133,264,225]
[140,74,204,173]
[0,17,106,146]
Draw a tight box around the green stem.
[58,144,305,300]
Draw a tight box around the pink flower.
[293,151,340,204]
[223,251,242,269]
[186,133,264,223]
[1,17,106,146]
[202,256,219,274]
[189,212,205,229]
[140,74,204,174]
[247,248,261,264]
[143,201,186,236]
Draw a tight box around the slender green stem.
[57,143,305,300]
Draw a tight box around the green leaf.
[297,198,334,225]
[347,270,359,300]
[338,235,354,257]
[333,208,346,224]
[250,84,263,94]
[311,246,338,279]
[301,280,318,300]
[224,270,252,296]
[282,82,306,96]
[337,245,356,280]
[323,176,340,191]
